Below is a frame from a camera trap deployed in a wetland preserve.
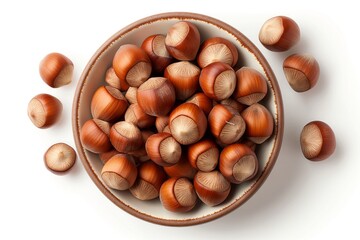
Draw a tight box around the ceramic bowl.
[72,12,284,226]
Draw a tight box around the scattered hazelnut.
[39,52,74,88]
[259,16,300,52]
[27,93,63,128]
[283,53,320,92]
[44,143,76,174]
[300,121,336,161]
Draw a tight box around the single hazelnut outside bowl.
[72,12,283,226]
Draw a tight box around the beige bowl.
[72,12,284,226]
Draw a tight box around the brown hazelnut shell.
[163,154,197,179]
[241,103,274,144]
[39,52,74,88]
[90,86,128,122]
[105,67,129,91]
[129,161,167,200]
[155,116,169,133]
[259,16,300,52]
[112,44,152,87]
[197,37,238,68]
[300,121,336,161]
[44,143,76,174]
[164,61,200,100]
[124,87,137,104]
[199,62,236,101]
[27,93,63,128]
[124,103,156,129]
[159,177,197,212]
[186,92,213,116]
[169,103,207,145]
[233,67,268,105]
[208,104,246,145]
[283,54,320,92]
[101,154,137,190]
[165,21,200,61]
[219,143,259,184]
[188,139,219,172]
[137,77,176,117]
[80,119,112,153]
[145,132,182,167]
[109,121,143,153]
[141,34,174,73]
[220,98,246,113]
[99,149,120,164]
[193,170,231,206]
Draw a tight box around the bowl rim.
[72,11,284,226]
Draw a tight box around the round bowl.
[72,12,284,226]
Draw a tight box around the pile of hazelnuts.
[79,20,275,212]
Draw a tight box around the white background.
[1,1,359,239]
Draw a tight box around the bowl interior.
[73,12,283,226]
